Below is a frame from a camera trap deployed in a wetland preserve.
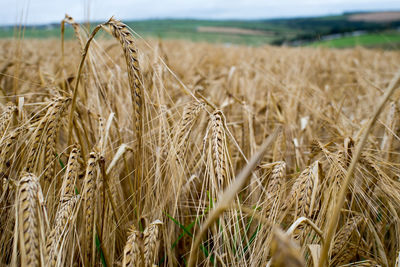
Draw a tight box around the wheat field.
[0,16,400,267]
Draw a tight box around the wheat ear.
[265,161,286,219]
[143,219,163,267]
[82,152,98,266]
[103,18,145,213]
[122,225,143,267]
[331,216,363,259]
[59,146,80,203]
[210,110,228,189]
[17,172,42,267]
[0,129,19,180]
[104,18,143,151]
[0,103,16,138]
[175,101,204,162]
[43,97,70,182]
[46,195,79,266]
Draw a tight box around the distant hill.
[1,11,400,48]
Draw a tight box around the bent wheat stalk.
[67,22,106,148]
[103,18,145,214]
[104,18,144,152]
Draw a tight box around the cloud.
[0,0,400,25]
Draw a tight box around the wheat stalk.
[272,131,286,162]
[347,259,381,266]
[380,101,397,161]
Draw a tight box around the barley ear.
[122,225,143,267]
[143,219,163,267]
[82,152,98,266]
[59,146,80,203]
[210,110,228,189]
[17,172,42,267]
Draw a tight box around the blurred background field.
[2,11,400,48]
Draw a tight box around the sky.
[1,0,400,25]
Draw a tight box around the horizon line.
[1,9,400,28]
